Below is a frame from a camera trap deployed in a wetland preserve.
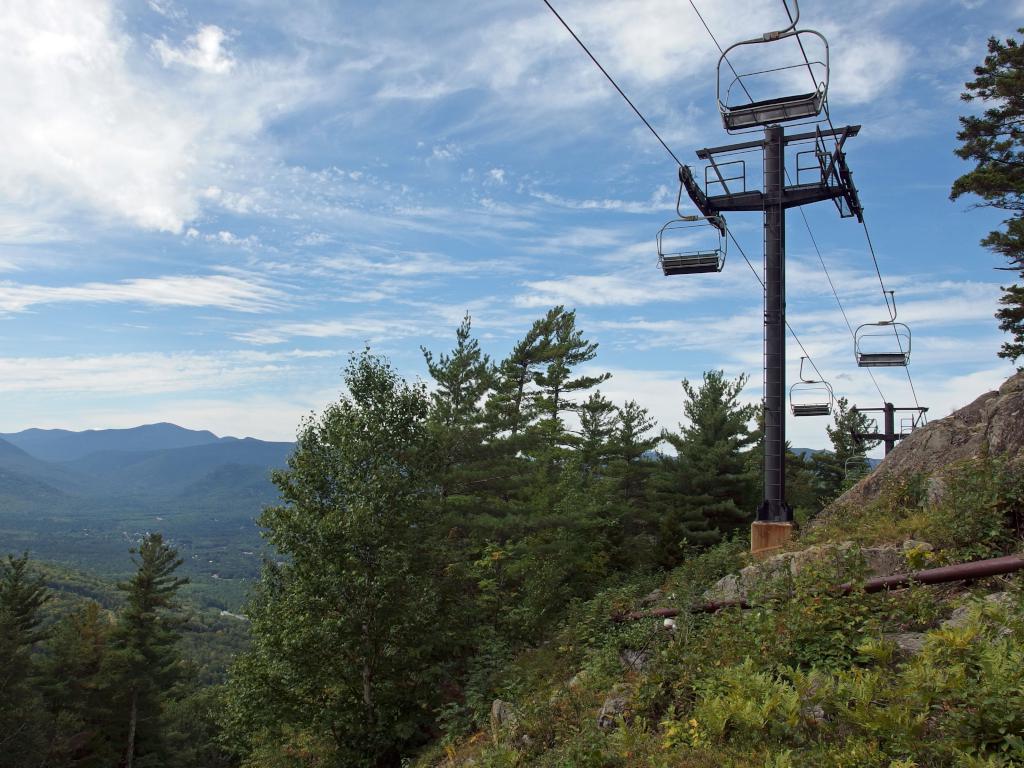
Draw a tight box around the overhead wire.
[690,0,910,411]
[794,204,888,402]
[727,229,827,384]
[540,0,832,394]
[684,0,835,388]
[539,0,685,168]
[779,0,923,415]
[687,0,755,104]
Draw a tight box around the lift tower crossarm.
[852,404,929,455]
[683,125,864,217]
[694,125,861,159]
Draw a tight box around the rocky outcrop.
[618,648,650,673]
[883,632,927,658]
[942,591,1015,630]
[703,541,917,604]
[833,371,1024,509]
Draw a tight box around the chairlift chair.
[844,456,869,481]
[657,215,727,275]
[716,1,830,132]
[854,292,911,367]
[789,356,834,417]
[657,182,728,276]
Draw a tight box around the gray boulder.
[882,632,927,658]
[618,648,650,673]
[597,689,628,731]
[943,591,1015,630]
[490,698,515,740]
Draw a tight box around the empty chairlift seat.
[854,322,911,368]
[656,215,727,276]
[789,357,834,417]
[716,2,830,133]
[720,80,828,133]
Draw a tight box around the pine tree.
[422,313,496,507]
[39,601,115,768]
[576,391,619,475]
[654,371,758,562]
[533,306,611,424]
[951,30,1024,365]
[486,318,550,439]
[105,533,188,768]
[0,554,51,768]
[605,400,660,569]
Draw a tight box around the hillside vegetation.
[417,433,1024,767]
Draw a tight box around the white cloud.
[828,34,909,105]
[316,247,521,278]
[0,0,312,235]
[431,143,461,161]
[0,274,284,314]
[154,25,235,74]
[146,0,184,20]
[531,186,674,215]
[0,348,333,396]
[207,230,260,248]
[233,317,427,346]
[514,269,733,308]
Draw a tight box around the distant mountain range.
[791,447,882,469]
[0,423,293,593]
[0,423,292,502]
[0,422,225,462]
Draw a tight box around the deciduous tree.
[224,350,449,767]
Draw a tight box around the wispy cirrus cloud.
[0,274,285,314]
[0,348,334,395]
[233,317,429,346]
[317,247,523,278]
[513,268,737,308]
[530,186,674,215]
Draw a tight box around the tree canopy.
[951,29,1024,365]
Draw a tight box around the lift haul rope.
[695,0,900,408]
[778,0,922,414]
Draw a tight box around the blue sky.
[1,0,1021,454]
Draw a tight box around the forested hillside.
[217,308,875,766]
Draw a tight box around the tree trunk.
[361,623,374,726]
[125,689,137,768]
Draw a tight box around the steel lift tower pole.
[762,125,787,525]
[682,124,864,555]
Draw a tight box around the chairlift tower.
[851,404,929,456]
[673,5,863,555]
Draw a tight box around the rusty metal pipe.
[614,553,1024,622]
